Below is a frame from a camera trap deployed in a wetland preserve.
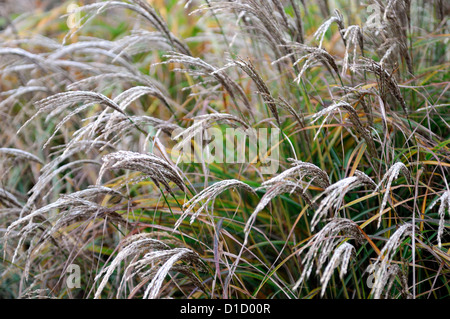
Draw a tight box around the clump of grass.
[0,0,448,299]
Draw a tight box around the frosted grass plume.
[311,170,376,231]
[97,150,185,196]
[175,179,256,230]
[341,25,364,75]
[293,218,364,290]
[0,148,43,165]
[94,233,204,298]
[273,43,339,84]
[320,242,355,297]
[429,191,450,248]
[370,223,415,299]
[314,9,345,49]
[375,162,411,228]
[161,52,253,117]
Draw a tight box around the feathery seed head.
[293,218,364,290]
[175,179,256,230]
[320,242,355,296]
[375,162,411,228]
[97,150,185,195]
[429,191,450,248]
[311,171,375,230]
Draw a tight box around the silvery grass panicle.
[293,218,364,290]
[265,158,330,189]
[172,113,251,148]
[160,53,253,118]
[112,30,178,58]
[47,38,116,60]
[0,45,108,89]
[320,242,355,297]
[63,0,191,56]
[341,25,364,76]
[0,86,49,114]
[246,159,331,224]
[369,222,415,299]
[311,170,376,231]
[429,191,450,248]
[271,0,303,43]
[18,91,126,149]
[382,0,413,75]
[364,0,408,67]
[367,262,410,299]
[66,72,167,95]
[310,100,377,159]
[0,148,43,165]
[230,160,331,282]
[65,113,177,155]
[94,233,205,298]
[19,138,113,217]
[20,158,101,216]
[314,9,345,49]
[375,162,412,228]
[101,114,180,143]
[0,47,65,75]
[97,150,185,196]
[128,0,192,56]
[112,85,174,113]
[229,57,309,134]
[272,43,339,84]
[5,187,124,237]
[230,57,282,126]
[4,187,125,279]
[93,233,171,298]
[19,288,56,300]
[20,84,174,148]
[192,0,296,60]
[350,57,408,116]
[338,85,374,128]
[136,247,205,299]
[45,39,141,76]
[0,187,22,209]
[254,181,313,214]
[175,179,256,230]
